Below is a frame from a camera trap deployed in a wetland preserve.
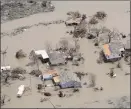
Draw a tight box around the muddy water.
[1,1,130,108]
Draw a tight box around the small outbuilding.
[53,76,60,85]
[41,74,53,80]
[35,50,49,63]
[59,71,81,89]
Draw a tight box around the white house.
[35,50,49,63]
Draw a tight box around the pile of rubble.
[11,67,26,80]
[11,26,31,36]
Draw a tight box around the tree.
[89,17,99,25]
[59,39,69,51]
[67,11,81,19]
[94,11,107,20]
[45,41,52,53]
[29,50,39,70]
[82,14,87,20]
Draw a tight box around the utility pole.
[48,99,56,109]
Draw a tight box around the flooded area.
[1,1,130,108]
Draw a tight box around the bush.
[11,67,26,79]
[94,11,107,20]
[16,49,26,59]
[11,67,26,74]
[59,39,69,50]
[41,1,47,7]
[67,11,81,19]
[29,70,42,77]
[89,17,99,25]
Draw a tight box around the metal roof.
[102,42,124,59]
[35,50,49,59]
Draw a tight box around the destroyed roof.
[35,50,49,59]
[59,71,80,83]
[102,42,124,59]
[48,51,65,65]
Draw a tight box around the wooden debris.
[73,88,79,93]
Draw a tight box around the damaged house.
[59,71,81,89]
[48,51,66,66]
[102,42,125,62]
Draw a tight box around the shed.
[42,74,53,80]
[48,51,66,66]
[35,50,49,63]
[59,71,81,89]
[53,76,60,85]
[102,42,124,62]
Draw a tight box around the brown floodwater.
[1,1,130,108]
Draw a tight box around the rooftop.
[48,51,65,65]
[60,71,80,83]
[102,42,124,59]
[35,50,49,59]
